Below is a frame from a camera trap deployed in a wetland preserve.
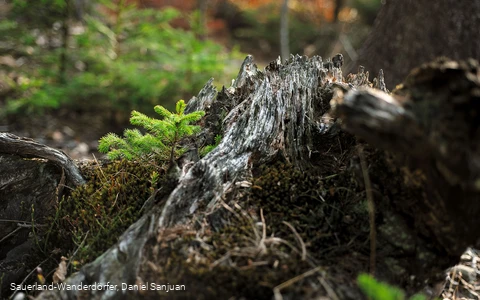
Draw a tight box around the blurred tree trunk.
[333,0,345,23]
[352,0,480,88]
[280,0,289,61]
[58,0,70,83]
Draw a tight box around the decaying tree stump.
[333,58,480,256]
[1,55,478,299]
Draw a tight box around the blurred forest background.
[0,0,382,157]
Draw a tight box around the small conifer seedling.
[99,100,205,164]
[200,134,222,157]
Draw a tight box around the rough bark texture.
[35,55,371,300]
[0,133,86,298]
[352,0,480,88]
[334,58,480,256]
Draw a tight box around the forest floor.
[5,109,122,160]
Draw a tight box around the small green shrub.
[98,99,205,162]
[357,274,426,300]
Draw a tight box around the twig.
[17,223,47,228]
[257,208,267,254]
[92,153,107,182]
[318,276,341,300]
[0,219,33,223]
[282,221,306,261]
[66,231,89,270]
[273,266,324,300]
[0,227,22,244]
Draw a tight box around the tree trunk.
[280,0,290,61]
[333,0,345,23]
[10,55,477,299]
[352,0,480,88]
[196,0,208,40]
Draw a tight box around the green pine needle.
[98,99,205,162]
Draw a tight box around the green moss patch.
[46,159,169,266]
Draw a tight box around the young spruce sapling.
[98,99,205,167]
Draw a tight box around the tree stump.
[0,55,475,299]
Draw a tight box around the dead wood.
[0,133,85,298]
[0,154,63,298]
[0,133,85,186]
[333,58,480,256]
[28,56,480,300]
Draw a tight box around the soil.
[2,108,127,160]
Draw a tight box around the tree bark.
[334,58,480,256]
[352,0,480,88]
[333,0,345,23]
[0,133,86,298]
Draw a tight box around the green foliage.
[200,134,222,157]
[99,100,205,162]
[358,274,426,300]
[2,1,242,116]
[11,0,67,30]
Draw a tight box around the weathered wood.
[0,133,85,186]
[334,58,480,256]
[0,133,85,297]
[33,56,480,300]
[36,54,363,299]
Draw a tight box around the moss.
[139,221,314,299]
[45,159,170,267]
[138,162,367,299]
[249,162,369,259]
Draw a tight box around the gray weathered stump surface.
[32,56,480,299]
[37,54,369,299]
